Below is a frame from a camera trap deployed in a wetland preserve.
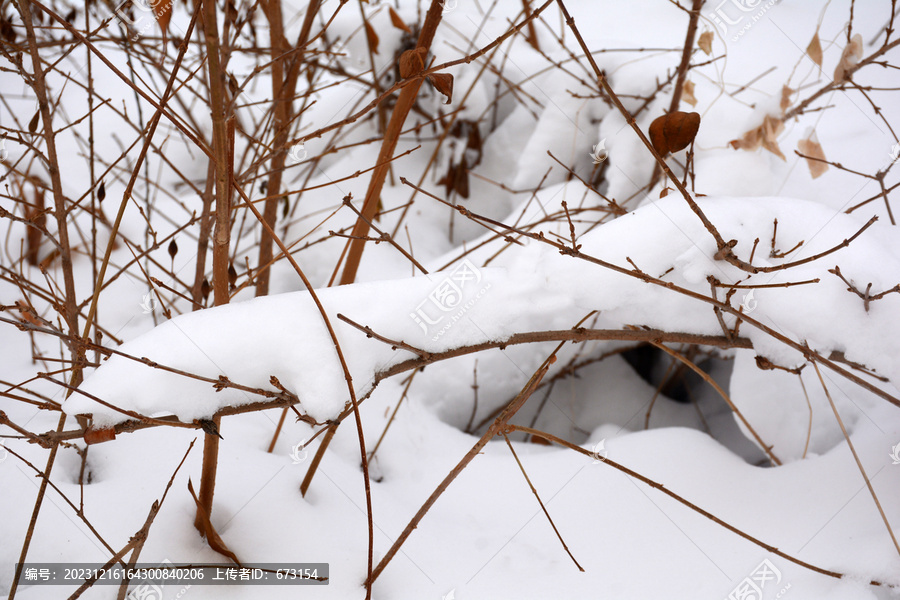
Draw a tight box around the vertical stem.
[337,0,445,286]
[197,0,233,531]
[668,0,704,114]
[256,0,321,296]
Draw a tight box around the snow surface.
[2,0,900,599]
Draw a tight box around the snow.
[2,0,900,598]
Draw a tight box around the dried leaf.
[659,187,670,198]
[364,21,380,54]
[64,8,76,23]
[760,115,786,160]
[153,0,172,34]
[399,47,425,78]
[16,300,42,326]
[833,33,863,83]
[428,72,453,104]
[388,6,410,33]
[187,479,242,564]
[97,180,106,202]
[25,185,45,266]
[0,13,15,43]
[682,80,697,107]
[698,30,713,55]
[797,128,828,179]
[730,115,785,160]
[227,263,237,288]
[648,111,700,155]
[28,110,40,134]
[201,278,210,303]
[84,427,116,445]
[168,238,178,259]
[806,31,822,67]
[780,85,793,114]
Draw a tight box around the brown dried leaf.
[730,115,785,160]
[16,300,42,326]
[682,80,697,107]
[797,129,828,179]
[364,21,380,54]
[84,427,116,445]
[833,33,863,83]
[25,185,45,266]
[28,110,40,134]
[698,30,713,55]
[760,115,785,160]
[806,31,823,67]
[428,72,453,104]
[187,479,241,564]
[153,0,173,34]
[399,47,425,78]
[780,85,793,113]
[388,6,410,33]
[649,111,701,155]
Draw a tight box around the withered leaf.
[780,85,793,113]
[364,21,380,54]
[201,278,210,303]
[833,33,863,83]
[806,31,822,67]
[682,80,698,107]
[168,238,178,259]
[227,263,237,288]
[428,72,453,104]
[28,110,40,134]
[698,30,713,55]
[188,479,241,564]
[97,180,106,202]
[388,6,410,33]
[16,300,42,326]
[84,427,116,445]
[399,47,425,78]
[648,111,700,155]
[153,0,172,35]
[729,115,785,161]
[797,128,828,179]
